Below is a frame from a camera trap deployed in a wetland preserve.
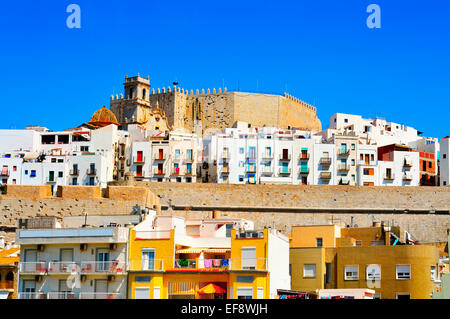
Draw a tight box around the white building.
[440,137,450,186]
[16,219,130,299]
[378,145,420,186]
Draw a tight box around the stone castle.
[110,75,322,135]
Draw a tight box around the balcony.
[279,154,291,161]
[185,169,195,176]
[19,262,48,274]
[171,167,182,176]
[18,292,47,300]
[153,153,166,161]
[0,281,14,290]
[384,174,395,180]
[299,153,309,161]
[174,259,197,269]
[47,292,79,300]
[48,262,78,275]
[337,164,350,172]
[246,166,257,174]
[79,293,123,299]
[129,259,165,272]
[260,167,273,175]
[261,153,273,160]
[222,166,230,175]
[320,172,332,179]
[173,258,230,271]
[86,168,97,175]
[133,156,145,164]
[403,160,413,168]
[0,169,10,177]
[339,178,350,185]
[229,258,267,271]
[278,168,291,175]
[69,169,79,176]
[80,261,127,274]
[153,168,165,176]
[222,152,230,160]
[320,157,332,166]
[46,176,57,184]
[403,174,413,181]
[246,154,257,160]
[338,150,350,157]
[299,168,309,174]
[185,155,194,163]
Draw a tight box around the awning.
[23,153,39,160]
[176,248,230,254]
[198,283,226,295]
[0,292,9,299]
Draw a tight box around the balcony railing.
[403,161,413,168]
[79,293,123,299]
[0,170,9,177]
[86,168,97,175]
[198,259,230,270]
[80,261,127,274]
[403,174,413,181]
[338,150,350,156]
[19,262,48,274]
[133,156,145,164]
[48,292,79,300]
[129,259,165,271]
[46,177,57,183]
[185,169,195,176]
[0,281,14,290]
[384,174,395,180]
[261,153,273,160]
[222,152,230,160]
[185,155,194,162]
[320,172,332,179]
[153,168,165,176]
[279,154,291,161]
[246,166,257,174]
[222,166,230,175]
[246,154,257,160]
[229,258,267,271]
[279,168,291,175]
[299,168,309,174]
[153,153,166,161]
[320,157,332,165]
[338,164,350,171]
[174,259,197,269]
[18,292,47,300]
[299,153,309,161]
[171,168,182,176]
[261,167,273,175]
[339,178,350,185]
[48,262,78,275]
[69,169,79,176]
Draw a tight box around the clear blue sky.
[0,1,449,138]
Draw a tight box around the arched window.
[142,89,146,99]
[6,271,13,281]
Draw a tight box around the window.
[360,154,364,160]
[443,154,447,159]
[134,287,150,299]
[239,147,244,154]
[344,119,348,123]
[30,170,36,177]
[351,144,355,150]
[303,264,316,278]
[141,249,155,270]
[316,238,323,247]
[344,265,359,280]
[135,276,151,283]
[241,247,256,270]
[13,166,17,172]
[351,159,355,166]
[371,154,374,161]
[373,294,381,299]
[366,264,381,281]
[239,175,244,182]
[325,263,332,284]
[396,293,410,300]
[58,171,63,178]
[72,178,77,185]
[236,276,254,283]
[396,265,411,280]
[370,240,384,246]
[355,241,362,246]
[431,266,436,281]
[236,287,253,299]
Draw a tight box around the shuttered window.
[241,247,256,269]
[396,265,411,280]
[344,265,359,280]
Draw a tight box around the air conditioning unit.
[37,244,45,252]
[80,244,88,251]
[109,243,117,250]
[107,275,115,282]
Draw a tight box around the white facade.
[440,137,450,186]
[267,229,291,299]
[16,226,130,299]
[356,144,379,186]
[378,150,420,186]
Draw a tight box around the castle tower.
[110,75,152,129]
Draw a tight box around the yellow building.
[127,213,290,299]
[289,222,439,299]
[0,245,20,299]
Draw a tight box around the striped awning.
[168,282,196,295]
[176,248,230,254]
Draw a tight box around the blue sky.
[0,1,449,138]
